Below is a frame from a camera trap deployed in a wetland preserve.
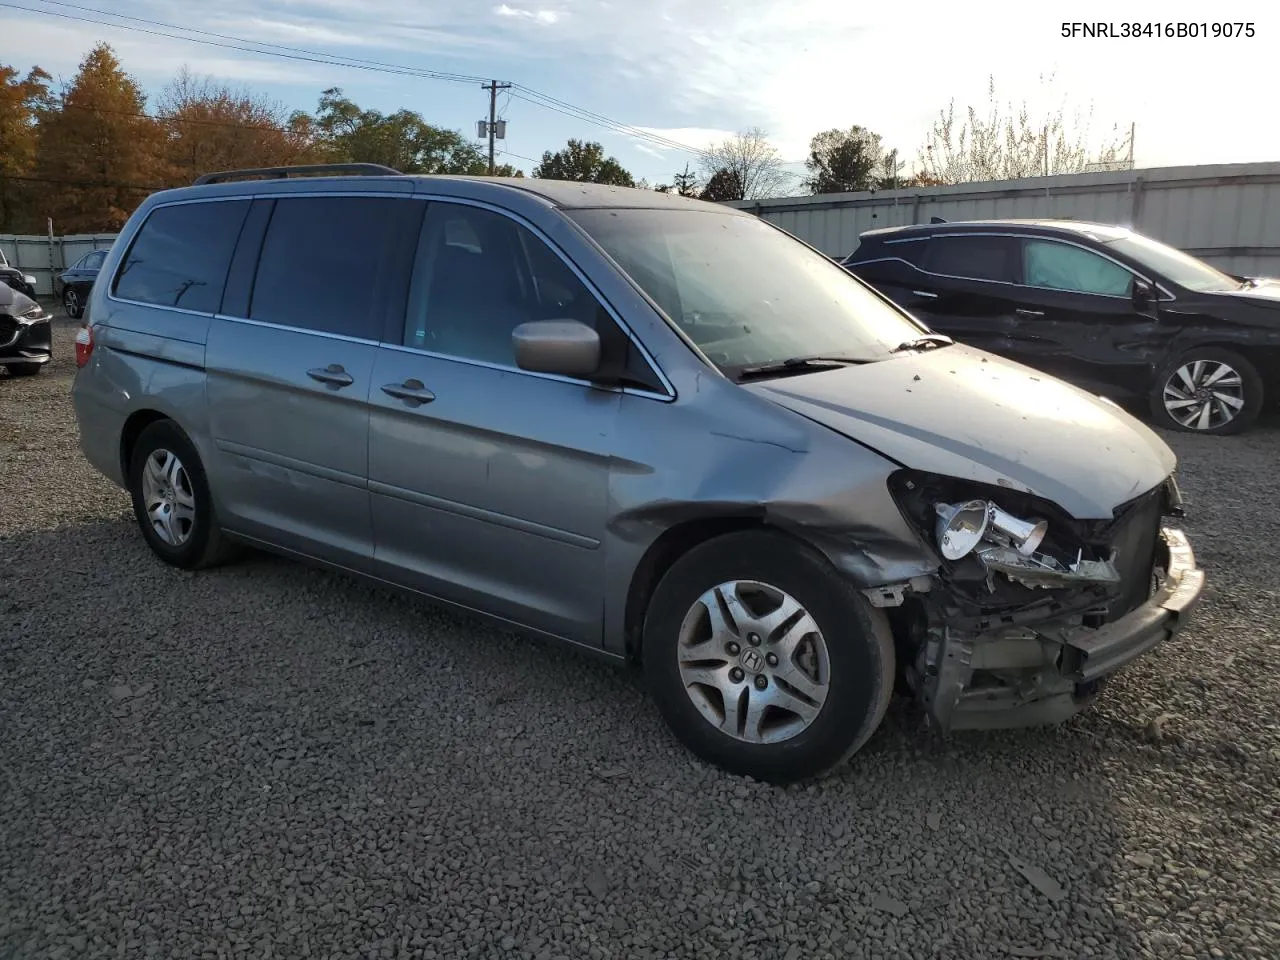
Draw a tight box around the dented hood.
[748,345,1176,519]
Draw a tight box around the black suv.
[843,219,1280,435]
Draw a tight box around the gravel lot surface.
[2,317,1278,960]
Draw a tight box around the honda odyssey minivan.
[71,165,1205,783]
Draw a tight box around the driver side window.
[1023,240,1134,297]
[402,203,666,392]
[403,204,601,365]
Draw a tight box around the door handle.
[381,379,436,405]
[1015,308,1045,317]
[911,290,939,299]
[307,363,354,387]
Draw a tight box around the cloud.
[493,5,559,25]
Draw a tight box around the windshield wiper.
[736,355,865,381]
[892,333,954,353]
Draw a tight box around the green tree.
[300,88,487,174]
[34,43,166,232]
[700,168,743,202]
[532,139,635,186]
[0,62,53,231]
[804,126,892,194]
[672,162,699,197]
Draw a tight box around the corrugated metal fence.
[729,161,1280,278]
[0,233,118,297]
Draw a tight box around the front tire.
[642,530,895,784]
[127,420,236,569]
[1148,347,1262,435]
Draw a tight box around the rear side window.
[921,235,1016,282]
[1023,239,1134,296]
[113,200,250,312]
[250,196,422,340]
[881,237,927,266]
[84,251,106,270]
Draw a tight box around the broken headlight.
[935,499,1047,560]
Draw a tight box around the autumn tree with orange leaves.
[34,43,165,233]
[157,66,318,186]
[0,64,53,232]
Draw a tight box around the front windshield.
[568,207,926,376]
[1104,232,1241,293]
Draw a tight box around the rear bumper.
[933,527,1205,731]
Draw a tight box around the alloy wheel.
[140,448,196,546]
[676,579,830,744]
[1162,359,1245,431]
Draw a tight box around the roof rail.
[192,163,403,186]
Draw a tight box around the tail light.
[74,323,94,367]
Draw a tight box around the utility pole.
[481,81,512,175]
[1129,121,1136,169]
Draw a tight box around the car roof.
[143,172,741,215]
[859,219,1132,242]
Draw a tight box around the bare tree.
[918,75,1132,184]
[699,128,788,201]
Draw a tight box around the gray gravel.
[2,317,1278,960]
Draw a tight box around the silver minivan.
[71,165,1205,783]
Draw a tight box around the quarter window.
[1023,240,1134,296]
[113,201,250,312]
[250,196,423,340]
[921,236,1017,282]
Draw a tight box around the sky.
[0,0,1276,189]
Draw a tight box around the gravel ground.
[2,317,1278,960]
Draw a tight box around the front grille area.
[1098,486,1165,621]
[0,314,18,347]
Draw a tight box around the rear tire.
[642,530,894,784]
[6,363,42,377]
[127,420,237,570]
[1148,347,1262,435]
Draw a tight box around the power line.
[3,173,165,190]
[497,149,541,165]
[4,0,722,163]
[50,100,296,133]
[21,0,488,84]
[0,1,484,85]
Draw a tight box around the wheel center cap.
[740,648,764,673]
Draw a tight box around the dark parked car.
[0,248,38,299]
[55,249,106,319]
[842,219,1280,435]
[0,280,51,376]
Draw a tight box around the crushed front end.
[873,470,1205,732]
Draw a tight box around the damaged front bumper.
[920,527,1205,732]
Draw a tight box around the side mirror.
[1133,278,1155,304]
[512,319,601,378]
